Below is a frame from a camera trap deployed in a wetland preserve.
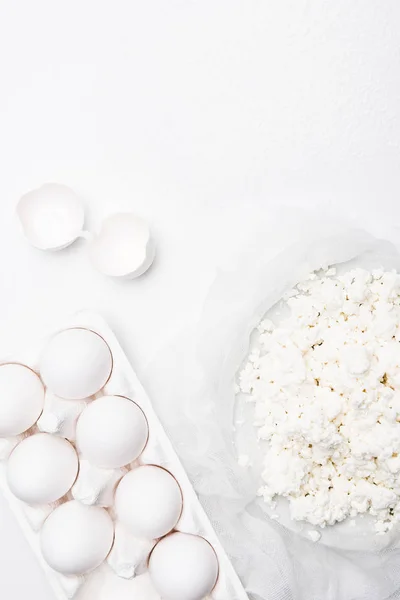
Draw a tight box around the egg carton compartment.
[0,312,248,600]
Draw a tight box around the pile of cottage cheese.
[238,267,400,534]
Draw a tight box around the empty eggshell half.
[40,500,114,575]
[115,466,183,539]
[88,213,155,279]
[7,433,79,505]
[40,328,113,400]
[76,395,148,468]
[149,532,219,600]
[17,183,84,251]
[0,363,45,437]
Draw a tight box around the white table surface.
[1,1,400,598]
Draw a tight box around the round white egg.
[149,532,219,600]
[7,433,78,505]
[76,395,148,468]
[40,500,114,575]
[40,328,113,400]
[115,466,183,539]
[0,363,45,437]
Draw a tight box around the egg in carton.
[0,311,248,600]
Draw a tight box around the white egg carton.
[0,311,248,600]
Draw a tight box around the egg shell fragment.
[40,500,114,575]
[149,532,219,600]
[40,328,113,400]
[7,433,79,505]
[115,465,183,540]
[88,213,155,279]
[0,363,45,437]
[76,395,148,468]
[17,183,84,251]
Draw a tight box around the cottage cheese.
[238,267,400,534]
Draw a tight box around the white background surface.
[0,1,400,598]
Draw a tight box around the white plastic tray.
[0,311,248,600]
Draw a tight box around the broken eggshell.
[88,213,155,279]
[17,183,85,251]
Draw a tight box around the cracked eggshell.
[115,465,183,540]
[88,213,155,279]
[7,433,79,505]
[149,532,219,600]
[40,328,113,400]
[40,500,114,576]
[71,459,126,507]
[0,363,45,437]
[17,183,84,251]
[76,395,148,468]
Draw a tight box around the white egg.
[7,433,78,505]
[0,363,45,437]
[40,328,113,400]
[76,395,148,468]
[88,213,155,279]
[149,532,219,600]
[115,466,183,539]
[40,500,114,575]
[17,183,85,251]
